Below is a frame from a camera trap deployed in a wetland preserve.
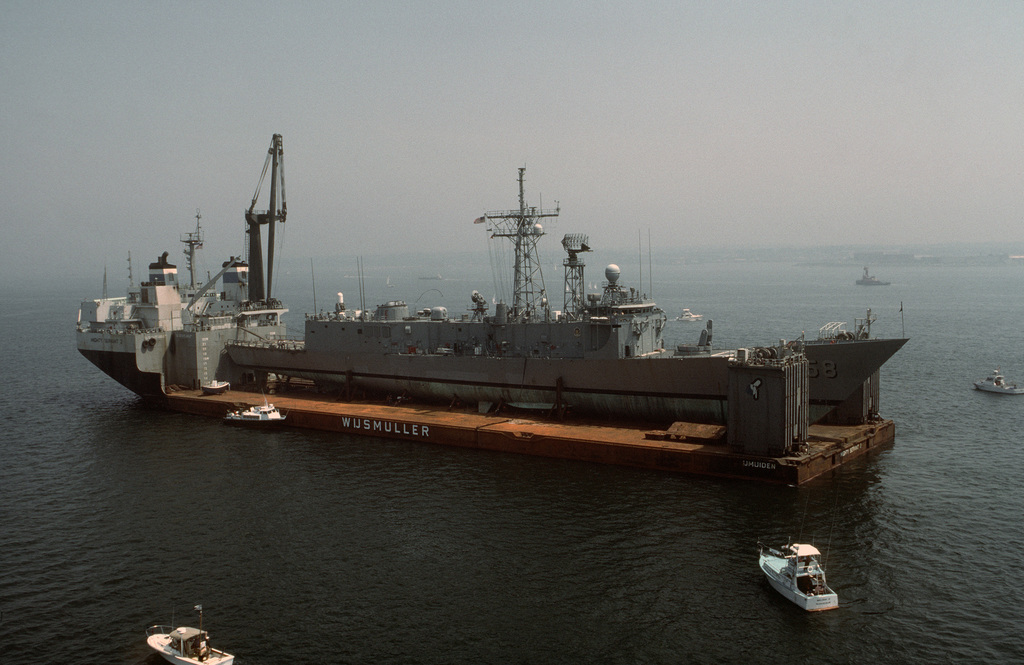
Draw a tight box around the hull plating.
[227,336,906,424]
[77,345,165,400]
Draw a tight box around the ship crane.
[245,134,287,303]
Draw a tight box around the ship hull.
[227,345,731,422]
[78,315,906,425]
[227,336,906,425]
[76,325,287,402]
[76,329,168,400]
[803,337,907,420]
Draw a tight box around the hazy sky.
[4,1,1023,284]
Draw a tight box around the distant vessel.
[856,266,890,286]
[146,605,234,664]
[223,400,287,426]
[419,274,443,280]
[676,308,703,322]
[758,541,838,611]
[974,369,1024,395]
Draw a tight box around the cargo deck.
[168,389,894,484]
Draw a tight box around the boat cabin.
[784,544,830,595]
[169,626,210,660]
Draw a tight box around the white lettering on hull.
[339,416,430,438]
[840,443,863,458]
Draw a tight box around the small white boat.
[758,541,838,611]
[223,400,287,426]
[974,369,1024,395]
[201,380,230,395]
[676,308,703,321]
[146,605,234,664]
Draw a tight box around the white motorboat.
[758,541,838,611]
[201,380,230,395]
[676,308,703,321]
[146,605,234,664]
[974,369,1024,395]
[223,400,287,426]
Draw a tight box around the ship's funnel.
[222,259,249,302]
[148,252,178,285]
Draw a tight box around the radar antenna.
[245,134,287,302]
[561,233,590,320]
[482,168,559,321]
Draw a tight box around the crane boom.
[244,134,286,302]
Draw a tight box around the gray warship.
[78,136,906,429]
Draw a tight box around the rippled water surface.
[2,260,1022,664]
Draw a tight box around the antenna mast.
[561,233,590,320]
[181,208,204,289]
[483,168,559,321]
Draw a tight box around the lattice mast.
[484,168,559,320]
[561,233,590,320]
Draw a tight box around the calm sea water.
[2,258,1022,664]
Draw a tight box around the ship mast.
[561,233,590,320]
[181,208,204,289]
[484,168,559,321]
[245,134,287,303]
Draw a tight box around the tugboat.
[758,541,838,611]
[974,369,1024,395]
[856,266,890,286]
[146,605,234,664]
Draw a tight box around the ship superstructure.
[76,135,290,398]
